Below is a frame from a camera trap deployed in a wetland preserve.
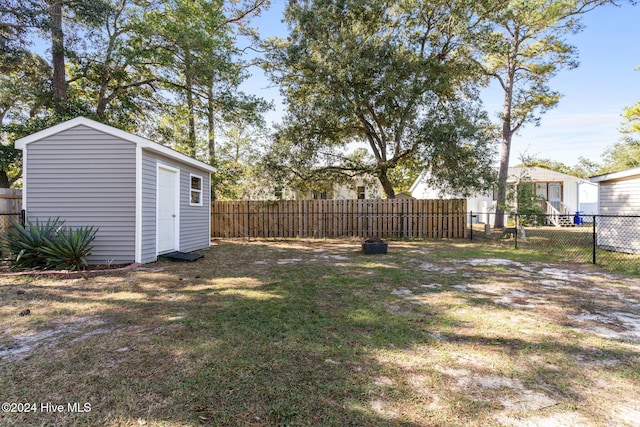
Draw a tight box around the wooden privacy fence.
[0,188,21,213]
[211,199,467,239]
[0,188,23,236]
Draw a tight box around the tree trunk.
[184,53,196,157]
[207,85,217,200]
[377,168,396,199]
[50,0,66,103]
[95,39,113,116]
[493,72,515,229]
[0,171,10,188]
[494,130,512,229]
[207,85,215,165]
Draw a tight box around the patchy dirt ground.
[395,256,640,426]
[1,239,639,426]
[417,257,640,343]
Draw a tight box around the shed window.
[357,186,365,199]
[190,174,203,206]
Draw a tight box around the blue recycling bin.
[573,211,584,225]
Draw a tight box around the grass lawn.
[1,238,639,426]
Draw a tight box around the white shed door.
[157,166,178,254]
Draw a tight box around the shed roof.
[15,116,215,173]
[590,167,640,183]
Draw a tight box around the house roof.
[408,171,427,194]
[507,166,586,183]
[15,116,215,173]
[590,167,640,183]
[410,166,587,195]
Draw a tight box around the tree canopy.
[0,0,271,193]
[264,0,497,199]
[0,0,630,201]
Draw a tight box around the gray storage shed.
[590,167,640,254]
[15,116,215,264]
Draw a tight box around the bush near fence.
[211,199,467,239]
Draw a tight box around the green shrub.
[4,218,64,269]
[4,219,98,271]
[41,225,98,270]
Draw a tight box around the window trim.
[190,173,203,207]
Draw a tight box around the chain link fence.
[468,212,640,274]
[0,211,24,230]
[0,211,25,260]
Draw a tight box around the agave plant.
[4,218,65,269]
[3,218,98,271]
[40,226,98,271]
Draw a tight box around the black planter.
[362,241,388,254]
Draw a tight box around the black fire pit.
[362,238,388,254]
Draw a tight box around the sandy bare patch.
[418,262,457,274]
[0,317,110,363]
[465,258,525,267]
[436,364,558,412]
[391,288,413,297]
[493,411,596,427]
[568,310,640,341]
[369,398,399,419]
[276,258,303,264]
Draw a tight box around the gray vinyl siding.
[597,174,640,254]
[25,125,136,264]
[180,166,210,252]
[598,176,640,215]
[141,151,211,263]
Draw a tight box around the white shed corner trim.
[135,145,143,263]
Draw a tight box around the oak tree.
[266,0,497,198]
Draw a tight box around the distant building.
[591,167,640,254]
[410,166,598,225]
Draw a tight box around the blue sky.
[245,1,640,168]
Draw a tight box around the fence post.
[247,203,251,242]
[592,215,597,265]
[324,210,327,240]
[514,213,518,250]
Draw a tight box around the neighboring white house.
[232,174,387,201]
[410,166,598,225]
[409,171,493,223]
[279,176,385,200]
[590,167,640,254]
[15,116,215,265]
[312,179,384,200]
